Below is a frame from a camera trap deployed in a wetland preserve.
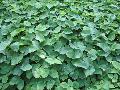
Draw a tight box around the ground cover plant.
[0,0,120,90]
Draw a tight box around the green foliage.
[0,0,120,90]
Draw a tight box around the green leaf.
[35,24,48,31]
[111,43,120,51]
[97,43,110,52]
[68,79,73,87]
[13,66,23,76]
[11,53,23,65]
[49,69,59,78]
[69,41,86,51]
[36,50,46,59]
[9,76,20,85]
[10,28,25,37]
[1,83,9,90]
[88,49,97,60]
[81,26,91,37]
[0,40,11,51]
[0,83,3,89]
[35,2,42,8]
[108,32,115,41]
[54,26,61,33]
[31,81,45,90]
[46,80,55,89]
[60,82,68,88]
[55,86,65,90]
[63,28,72,34]
[0,65,12,74]
[24,40,39,55]
[84,66,95,77]
[0,54,6,63]
[39,67,49,78]
[73,81,80,89]
[26,71,33,79]
[45,57,62,65]
[87,22,98,35]
[111,61,120,70]
[35,31,45,42]
[65,20,74,27]
[32,65,41,78]
[24,21,31,26]
[20,63,32,71]
[59,46,68,54]
[72,59,90,69]
[67,87,74,90]
[54,41,62,52]
[10,42,23,52]
[17,79,24,90]
[32,65,49,78]
[66,49,83,59]
[2,75,8,83]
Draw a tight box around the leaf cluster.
[0,0,120,90]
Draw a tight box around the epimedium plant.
[0,0,120,90]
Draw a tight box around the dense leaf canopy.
[0,0,120,90]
